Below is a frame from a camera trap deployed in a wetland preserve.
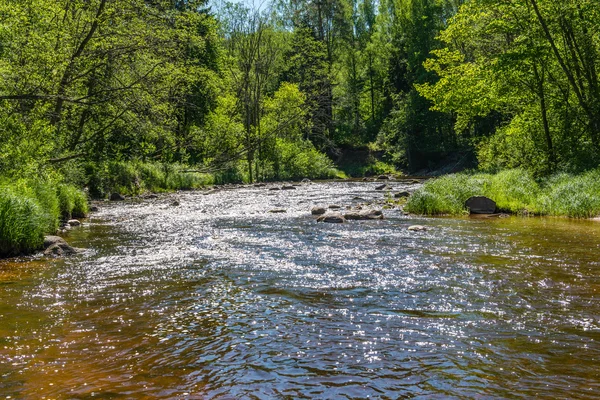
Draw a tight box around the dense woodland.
[1,0,600,254]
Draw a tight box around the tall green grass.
[0,179,89,256]
[87,161,215,198]
[405,168,600,218]
[0,187,46,256]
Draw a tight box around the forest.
[1,0,600,254]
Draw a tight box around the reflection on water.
[1,181,599,398]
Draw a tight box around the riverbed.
[1,181,599,398]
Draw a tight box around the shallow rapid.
[1,181,599,398]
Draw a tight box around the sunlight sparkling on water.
[1,181,599,398]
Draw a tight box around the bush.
[537,169,600,218]
[0,187,47,256]
[405,172,486,215]
[406,168,600,218]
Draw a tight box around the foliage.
[0,178,89,256]
[85,162,214,197]
[406,169,600,217]
[418,0,600,174]
[0,187,46,256]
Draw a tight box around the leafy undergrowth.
[405,168,600,218]
[0,178,88,257]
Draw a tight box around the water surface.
[1,181,599,398]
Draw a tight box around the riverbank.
[0,160,346,257]
[0,178,88,257]
[405,168,600,218]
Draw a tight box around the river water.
[1,181,599,399]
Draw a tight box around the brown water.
[1,181,599,399]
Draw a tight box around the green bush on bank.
[0,179,89,256]
[86,161,215,198]
[0,187,46,256]
[405,168,600,218]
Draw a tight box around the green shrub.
[0,187,46,256]
[405,172,486,215]
[484,169,539,214]
[538,169,600,218]
[406,168,600,218]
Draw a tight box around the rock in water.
[317,212,346,223]
[269,209,286,213]
[407,225,427,231]
[311,206,327,215]
[344,210,384,220]
[465,196,496,214]
[281,185,296,190]
[67,219,81,227]
[394,191,410,198]
[375,184,390,190]
[110,192,125,201]
[43,236,79,256]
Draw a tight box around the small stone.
[170,200,180,207]
[269,187,281,191]
[204,189,220,195]
[43,236,79,256]
[269,209,286,213]
[344,209,384,220]
[281,185,296,190]
[311,206,327,215]
[328,205,342,209]
[67,219,81,227]
[317,212,346,223]
[408,225,427,231]
[110,193,125,201]
[90,206,99,212]
[254,183,267,187]
[394,191,410,198]
[375,184,390,190]
[377,175,390,180]
[301,178,311,183]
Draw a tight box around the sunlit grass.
[0,178,89,256]
[406,168,600,218]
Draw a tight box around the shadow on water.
[1,181,599,398]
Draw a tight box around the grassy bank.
[405,169,600,218]
[0,179,88,257]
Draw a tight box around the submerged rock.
[269,209,286,213]
[311,206,327,215]
[375,184,391,191]
[110,193,125,201]
[328,204,342,209]
[281,185,296,190]
[204,189,220,195]
[317,212,346,223]
[465,196,496,214]
[344,209,384,220]
[394,191,410,198]
[43,236,79,256]
[377,175,390,180]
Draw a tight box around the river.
[1,181,599,398]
